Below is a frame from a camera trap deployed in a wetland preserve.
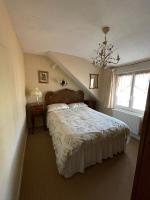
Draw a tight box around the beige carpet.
[20,128,139,200]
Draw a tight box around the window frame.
[114,70,150,114]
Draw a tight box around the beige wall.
[25,53,91,102]
[0,1,26,200]
[48,52,100,100]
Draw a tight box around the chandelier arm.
[100,51,103,60]
[92,27,120,68]
[104,52,119,64]
[104,43,106,60]
[104,52,112,60]
[109,56,119,61]
[108,60,119,64]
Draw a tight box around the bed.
[45,89,130,178]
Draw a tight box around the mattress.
[47,106,130,178]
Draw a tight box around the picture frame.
[89,74,99,89]
[38,70,49,83]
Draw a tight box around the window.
[115,71,150,112]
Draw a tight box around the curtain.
[132,72,150,111]
[107,69,116,108]
[99,68,116,109]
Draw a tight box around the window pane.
[133,73,150,111]
[116,75,132,107]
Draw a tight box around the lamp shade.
[31,87,42,98]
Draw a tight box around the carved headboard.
[45,89,84,105]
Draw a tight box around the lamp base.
[36,96,40,104]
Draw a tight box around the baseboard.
[16,128,28,200]
[130,132,140,140]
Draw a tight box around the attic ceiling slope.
[6,0,150,65]
[48,51,100,100]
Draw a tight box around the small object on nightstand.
[84,100,96,110]
[30,87,42,104]
[26,103,46,134]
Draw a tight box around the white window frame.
[114,70,150,114]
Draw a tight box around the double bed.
[45,89,130,178]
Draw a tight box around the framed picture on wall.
[38,70,49,83]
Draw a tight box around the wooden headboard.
[45,89,84,105]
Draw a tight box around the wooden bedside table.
[26,103,46,133]
[84,100,96,110]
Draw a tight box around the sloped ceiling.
[48,51,100,100]
[5,0,150,65]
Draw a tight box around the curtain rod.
[110,58,150,69]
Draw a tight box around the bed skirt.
[59,134,126,178]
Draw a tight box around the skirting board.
[130,132,140,141]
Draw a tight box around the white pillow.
[68,102,88,109]
[47,103,69,112]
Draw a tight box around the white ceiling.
[5,0,150,64]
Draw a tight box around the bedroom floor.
[20,128,139,200]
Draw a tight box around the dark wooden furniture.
[45,89,97,110]
[26,103,46,133]
[45,89,84,105]
[131,84,150,200]
[84,100,96,109]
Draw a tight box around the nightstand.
[26,103,46,133]
[84,100,96,110]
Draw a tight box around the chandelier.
[92,27,120,68]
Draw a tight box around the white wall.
[0,1,26,200]
[25,53,92,102]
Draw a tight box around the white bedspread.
[47,107,129,176]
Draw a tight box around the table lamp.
[31,87,42,104]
